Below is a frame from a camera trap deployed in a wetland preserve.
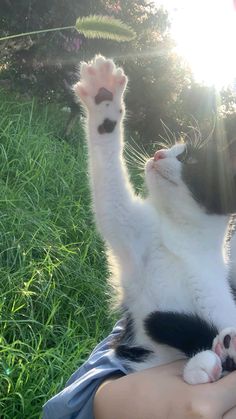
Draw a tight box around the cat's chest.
[119,218,226,315]
[139,244,196,310]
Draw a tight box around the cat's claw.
[73,55,127,110]
[213,327,236,371]
[183,350,222,384]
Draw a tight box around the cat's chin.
[145,159,178,187]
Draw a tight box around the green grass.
[0,91,116,418]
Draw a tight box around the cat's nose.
[153,150,166,161]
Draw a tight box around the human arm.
[94,360,236,419]
[42,320,128,419]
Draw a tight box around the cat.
[74,54,236,384]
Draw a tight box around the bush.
[0,0,190,143]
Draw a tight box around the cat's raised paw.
[183,350,222,384]
[73,55,127,110]
[213,327,236,371]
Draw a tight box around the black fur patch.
[222,356,236,371]
[115,344,152,362]
[98,118,117,134]
[223,334,231,349]
[144,311,218,357]
[181,142,236,214]
[95,87,113,104]
[111,313,152,363]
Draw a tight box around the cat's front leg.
[184,329,236,384]
[74,56,144,256]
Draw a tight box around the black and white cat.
[74,55,236,385]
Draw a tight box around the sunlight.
[157,0,236,89]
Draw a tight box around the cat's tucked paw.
[183,350,222,384]
[74,55,127,114]
[213,327,236,371]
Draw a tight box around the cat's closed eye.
[176,151,197,164]
[185,156,198,164]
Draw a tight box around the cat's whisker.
[157,134,172,149]
[125,155,148,170]
[124,146,147,163]
[154,138,170,150]
[187,117,203,150]
[185,114,217,151]
[125,141,148,160]
[199,117,217,149]
[125,141,150,165]
[125,159,147,171]
[128,136,151,160]
[160,119,176,147]
[124,144,149,169]
[184,130,194,149]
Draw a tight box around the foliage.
[0,0,190,143]
[174,82,236,146]
[1,0,236,145]
[122,52,189,143]
[0,92,116,418]
[0,67,236,419]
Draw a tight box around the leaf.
[75,15,136,42]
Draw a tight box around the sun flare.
[159,0,236,89]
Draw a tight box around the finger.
[212,371,236,414]
[224,406,236,418]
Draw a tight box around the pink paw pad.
[211,363,222,381]
[214,342,224,358]
[232,336,236,351]
[74,55,128,109]
[213,328,236,372]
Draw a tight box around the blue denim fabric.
[43,320,127,419]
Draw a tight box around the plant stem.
[0,26,75,42]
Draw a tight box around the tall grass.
[0,92,113,418]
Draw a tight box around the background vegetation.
[0,0,236,417]
[2,0,235,143]
[0,92,116,418]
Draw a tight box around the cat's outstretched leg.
[213,327,236,371]
[183,350,222,384]
[74,56,145,256]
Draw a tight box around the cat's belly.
[120,258,199,349]
[122,259,195,315]
[130,281,194,338]
[116,243,227,350]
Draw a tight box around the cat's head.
[145,137,236,216]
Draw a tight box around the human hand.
[94,360,236,419]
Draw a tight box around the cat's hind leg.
[213,327,236,371]
[183,350,222,384]
[184,327,236,384]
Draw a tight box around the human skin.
[93,361,236,419]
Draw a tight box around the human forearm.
[94,362,236,419]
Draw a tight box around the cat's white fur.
[74,55,236,384]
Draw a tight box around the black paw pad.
[222,356,236,372]
[98,118,117,134]
[223,334,231,349]
[95,88,113,105]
